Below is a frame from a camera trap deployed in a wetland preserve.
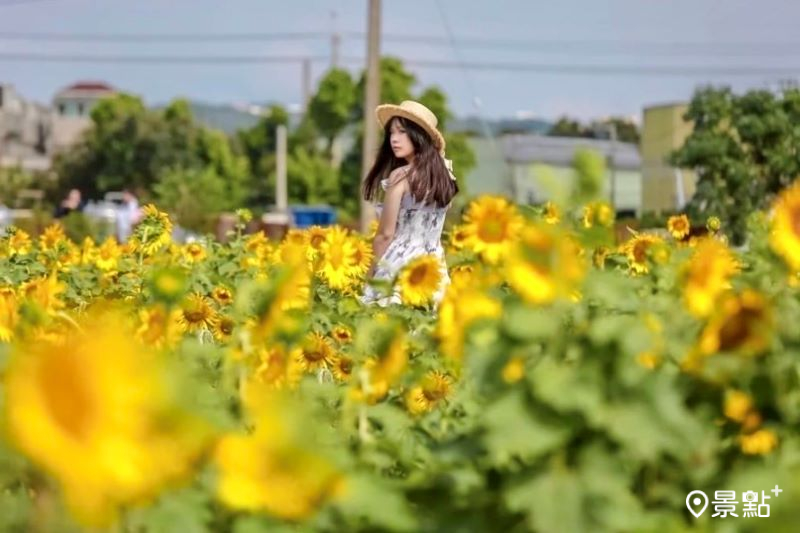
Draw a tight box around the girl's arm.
[368,172,407,276]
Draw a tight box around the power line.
[0,30,324,42]
[0,0,60,6]
[1,51,798,78]
[0,52,330,64]
[3,30,800,57]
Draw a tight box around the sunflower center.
[185,310,206,323]
[633,241,649,263]
[791,208,800,237]
[718,308,761,351]
[220,320,234,335]
[338,359,353,374]
[409,264,430,285]
[304,349,325,362]
[477,219,506,243]
[327,247,345,268]
[422,387,446,402]
[39,351,94,440]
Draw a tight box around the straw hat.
[375,100,446,154]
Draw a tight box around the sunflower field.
[2,170,800,532]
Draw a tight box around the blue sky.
[2,0,800,121]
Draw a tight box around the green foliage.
[53,94,250,207]
[671,86,800,244]
[549,116,640,144]
[153,167,246,234]
[308,69,356,157]
[59,211,115,242]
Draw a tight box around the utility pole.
[302,58,312,112]
[360,0,381,233]
[331,10,341,68]
[608,122,618,213]
[276,124,288,213]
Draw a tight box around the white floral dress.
[359,177,451,307]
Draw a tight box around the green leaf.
[483,390,570,465]
[504,468,586,533]
[502,304,560,341]
[334,474,417,532]
[127,487,213,533]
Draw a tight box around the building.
[0,84,52,171]
[640,102,696,213]
[51,81,116,150]
[466,134,642,216]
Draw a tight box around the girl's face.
[389,119,415,161]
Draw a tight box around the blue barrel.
[289,205,337,228]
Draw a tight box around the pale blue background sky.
[2,0,800,121]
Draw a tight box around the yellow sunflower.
[331,325,353,344]
[447,224,469,251]
[352,327,408,404]
[542,201,561,225]
[698,289,772,356]
[770,180,800,271]
[4,311,210,526]
[739,428,778,455]
[212,286,234,306]
[95,237,121,272]
[182,242,207,263]
[0,287,19,342]
[330,355,354,382]
[667,214,691,240]
[621,233,664,274]
[350,237,374,279]
[296,332,336,373]
[405,371,453,415]
[137,304,185,348]
[20,275,66,314]
[212,315,236,342]
[506,224,585,305]
[436,288,502,361]
[213,393,343,520]
[724,390,754,423]
[682,238,740,318]
[247,345,303,391]
[317,226,359,291]
[398,255,443,307]
[5,227,32,255]
[130,204,173,256]
[462,196,524,265]
[707,216,721,233]
[39,223,66,251]
[178,293,217,333]
[582,201,614,228]
[305,226,328,261]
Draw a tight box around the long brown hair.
[362,116,459,208]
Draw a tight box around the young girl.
[359,100,459,307]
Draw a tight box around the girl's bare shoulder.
[385,165,412,187]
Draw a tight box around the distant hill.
[157,101,554,138]
[449,116,552,136]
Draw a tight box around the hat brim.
[375,104,446,154]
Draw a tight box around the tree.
[236,104,289,176]
[548,117,590,138]
[671,86,800,244]
[307,69,356,159]
[417,87,452,130]
[153,167,246,234]
[548,116,640,144]
[600,117,640,144]
[53,94,250,207]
